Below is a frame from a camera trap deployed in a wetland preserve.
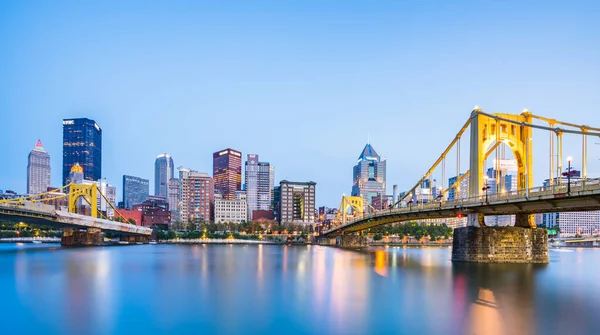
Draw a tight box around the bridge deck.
[0,205,152,236]
[324,184,600,237]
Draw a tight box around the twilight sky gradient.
[1,0,599,207]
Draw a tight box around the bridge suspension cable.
[393,116,473,207]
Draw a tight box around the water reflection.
[2,244,600,335]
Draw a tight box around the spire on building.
[358,143,380,162]
[33,139,47,152]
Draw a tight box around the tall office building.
[155,153,174,198]
[278,180,316,224]
[122,175,149,209]
[167,178,181,222]
[213,148,242,200]
[351,143,386,207]
[27,140,51,195]
[180,171,214,223]
[62,118,102,186]
[245,154,275,219]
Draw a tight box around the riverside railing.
[325,180,600,233]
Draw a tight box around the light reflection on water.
[1,244,600,335]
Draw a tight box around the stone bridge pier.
[120,235,150,244]
[451,226,548,263]
[336,234,368,248]
[61,228,104,246]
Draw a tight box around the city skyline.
[2,1,600,207]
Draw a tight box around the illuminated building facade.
[180,171,214,223]
[351,143,386,207]
[213,148,242,200]
[278,180,316,225]
[62,118,102,186]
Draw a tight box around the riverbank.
[159,238,278,245]
[0,237,61,243]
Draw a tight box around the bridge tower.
[337,196,365,224]
[68,183,98,218]
[469,108,535,227]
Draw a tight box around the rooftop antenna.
[367,132,370,144]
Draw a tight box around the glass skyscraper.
[213,148,242,200]
[122,175,150,209]
[155,153,174,198]
[62,118,102,186]
[245,154,275,219]
[351,143,386,207]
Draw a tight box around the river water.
[1,243,599,335]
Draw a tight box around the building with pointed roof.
[27,140,51,195]
[351,143,386,210]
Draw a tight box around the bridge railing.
[325,180,600,233]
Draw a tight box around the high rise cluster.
[20,117,320,228]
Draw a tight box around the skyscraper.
[27,140,51,195]
[167,178,181,222]
[351,143,386,207]
[245,154,275,219]
[155,153,174,198]
[213,148,242,200]
[62,118,102,186]
[122,175,150,209]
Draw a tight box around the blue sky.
[1,0,599,207]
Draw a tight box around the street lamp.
[482,177,491,203]
[565,156,573,195]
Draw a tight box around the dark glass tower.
[62,118,102,186]
[123,175,150,209]
[213,148,242,200]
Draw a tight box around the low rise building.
[214,193,248,224]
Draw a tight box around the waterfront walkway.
[161,238,276,245]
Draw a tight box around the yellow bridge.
[323,108,600,263]
[0,183,152,246]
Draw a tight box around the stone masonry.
[61,228,104,246]
[336,235,368,248]
[452,226,548,264]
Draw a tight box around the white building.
[245,154,274,220]
[214,193,248,224]
[27,140,51,195]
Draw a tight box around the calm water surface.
[1,243,599,335]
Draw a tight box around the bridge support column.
[452,226,548,263]
[336,234,368,248]
[61,228,104,247]
[515,214,537,228]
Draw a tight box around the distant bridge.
[0,183,152,246]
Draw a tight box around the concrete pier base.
[61,228,104,246]
[315,237,337,246]
[452,226,548,264]
[336,235,368,248]
[120,235,150,244]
